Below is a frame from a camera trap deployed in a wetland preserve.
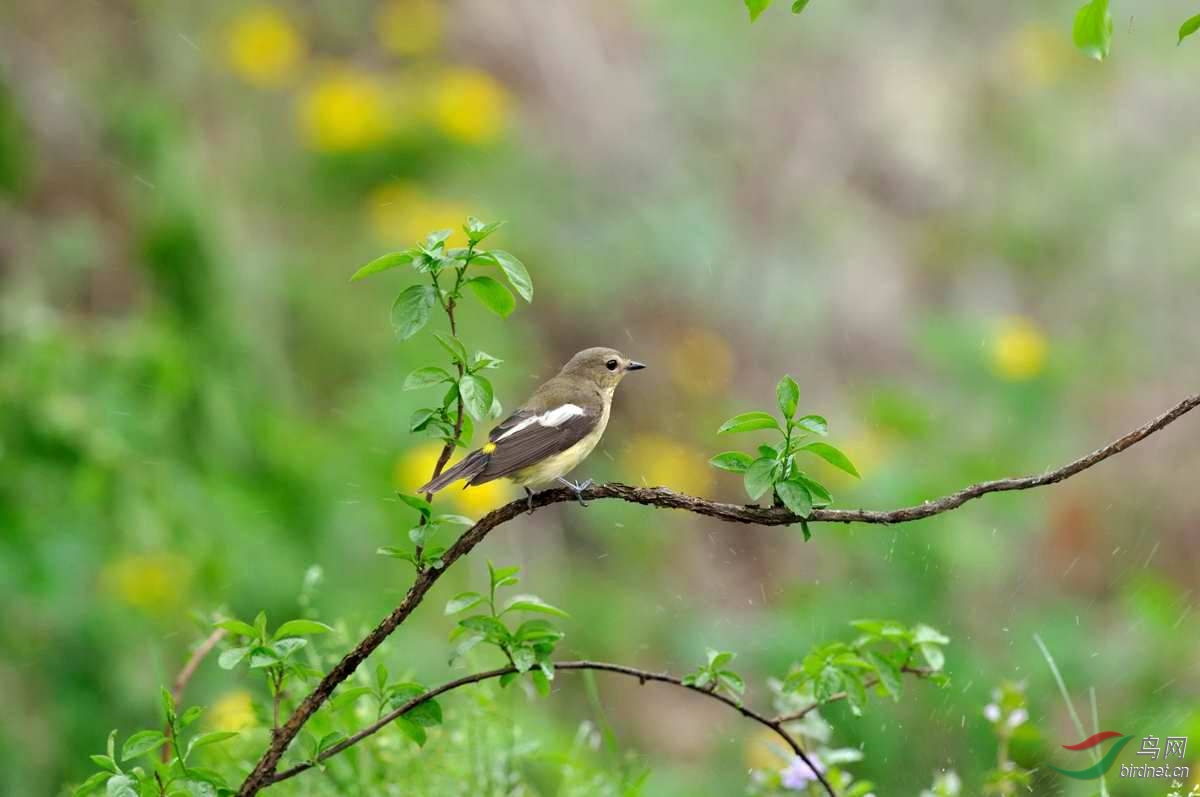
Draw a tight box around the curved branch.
[266,660,835,796]
[236,392,1199,795]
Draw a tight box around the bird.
[418,346,646,511]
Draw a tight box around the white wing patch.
[495,404,586,441]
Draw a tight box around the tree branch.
[164,628,226,763]
[265,660,835,796]
[235,392,1198,796]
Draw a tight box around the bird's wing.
[471,403,598,483]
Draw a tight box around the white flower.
[983,703,1002,723]
[1006,708,1028,729]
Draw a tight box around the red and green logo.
[1049,731,1135,779]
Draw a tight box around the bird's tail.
[417,449,491,494]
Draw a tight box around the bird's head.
[560,346,646,391]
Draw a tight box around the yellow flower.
[991,317,1048,381]
[744,727,792,771]
[367,182,471,247]
[207,690,258,731]
[668,328,734,396]
[298,66,390,151]
[100,552,191,614]
[224,6,304,88]
[1003,25,1076,88]
[624,434,714,497]
[431,68,509,145]
[394,444,513,516]
[377,0,442,57]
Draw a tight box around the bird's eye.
[606,359,619,371]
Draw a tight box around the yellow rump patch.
[482,442,496,454]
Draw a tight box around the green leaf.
[397,493,433,517]
[104,774,137,797]
[88,755,117,773]
[865,651,902,698]
[464,216,505,244]
[718,411,781,435]
[842,671,868,716]
[121,730,167,761]
[350,250,416,281]
[217,646,249,670]
[791,0,811,12]
[389,683,443,726]
[1072,0,1112,61]
[799,519,811,541]
[1180,13,1200,44]
[745,0,771,21]
[445,592,485,615]
[458,374,494,422]
[179,705,203,727]
[433,331,468,364]
[486,249,533,302]
[512,646,537,673]
[465,276,516,317]
[459,615,510,642]
[798,441,860,477]
[530,668,552,696]
[515,619,565,644]
[709,451,754,473]
[816,666,843,701]
[437,513,475,526]
[776,375,800,419]
[776,479,813,518]
[795,474,832,506]
[423,229,452,250]
[394,716,427,747]
[403,366,453,390]
[919,642,945,671]
[795,414,828,436]
[215,619,258,638]
[390,284,436,340]
[185,731,239,759]
[72,772,112,797]
[913,624,950,645]
[489,563,521,588]
[707,649,734,669]
[743,457,776,501]
[717,670,745,695]
[273,620,332,639]
[161,685,177,723]
[502,594,569,618]
[472,350,503,370]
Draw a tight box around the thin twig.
[163,628,226,763]
[266,660,835,796]
[772,666,933,723]
[235,392,1199,796]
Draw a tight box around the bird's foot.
[556,477,593,508]
[524,487,535,515]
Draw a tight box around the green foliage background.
[1,0,1198,794]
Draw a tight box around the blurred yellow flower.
[991,317,1047,381]
[624,434,714,496]
[367,182,470,247]
[377,0,442,57]
[668,328,734,396]
[207,690,257,731]
[1004,25,1075,88]
[394,444,513,516]
[298,66,389,151]
[224,6,305,88]
[100,552,191,613]
[744,727,792,771]
[432,68,510,145]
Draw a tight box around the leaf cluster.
[377,494,474,571]
[74,690,239,797]
[445,562,567,696]
[782,620,950,716]
[710,375,858,539]
[681,649,746,702]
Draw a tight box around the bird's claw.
[557,477,593,507]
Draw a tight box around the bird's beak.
[626,360,646,371]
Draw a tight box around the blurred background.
[2,0,1198,794]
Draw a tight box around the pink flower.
[781,755,825,790]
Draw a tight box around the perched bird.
[418,347,646,510]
